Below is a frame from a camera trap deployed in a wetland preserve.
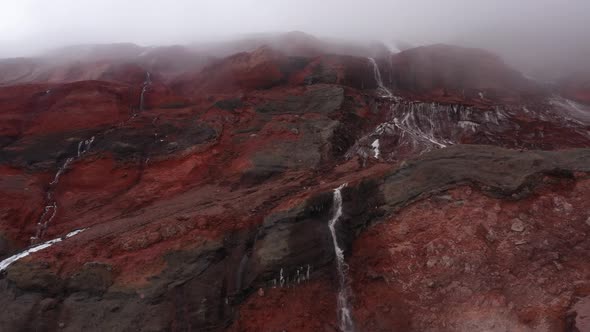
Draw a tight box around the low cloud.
[1,0,588,78]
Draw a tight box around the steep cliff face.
[0,41,589,332]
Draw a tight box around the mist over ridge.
[1,0,589,79]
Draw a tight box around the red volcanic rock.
[2,37,590,332]
[0,60,145,86]
[22,80,134,136]
[173,38,393,96]
[0,166,47,253]
[28,61,148,85]
[390,44,538,102]
[173,46,292,94]
[0,58,149,86]
[293,55,379,89]
[48,155,143,235]
[138,45,214,82]
[228,279,338,332]
[0,44,215,86]
[94,63,148,85]
[350,177,590,331]
[140,79,191,110]
[0,83,51,137]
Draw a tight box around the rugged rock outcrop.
[0,37,589,331]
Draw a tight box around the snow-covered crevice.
[458,120,480,132]
[344,122,395,164]
[549,96,590,124]
[328,184,355,332]
[346,102,517,162]
[1,229,86,272]
[392,106,450,148]
[346,94,590,164]
[393,103,511,144]
[371,139,380,159]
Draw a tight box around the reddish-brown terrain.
[560,72,590,105]
[0,33,589,331]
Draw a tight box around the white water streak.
[550,97,590,124]
[371,139,380,159]
[368,57,393,98]
[393,117,447,148]
[139,72,152,112]
[1,229,86,272]
[36,134,95,243]
[49,157,73,186]
[328,184,355,332]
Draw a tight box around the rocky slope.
[560,72,590,105]
[0,37,589,331]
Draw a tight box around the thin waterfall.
[139,71,152,112]
[392,110,447,148]
[368,57,393,98]
[32,136,95,244]
[346,102,497,162]
[328,184,355,332]
[49,157,73,186]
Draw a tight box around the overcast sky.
[1,0,589,76]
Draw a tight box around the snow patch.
[371,139,380,159]
[1,229,86,272]
[458,120,479,132]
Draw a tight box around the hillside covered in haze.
[0,32,590,331]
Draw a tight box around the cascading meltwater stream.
[16,70,155,273]
[368,57,393,99]
[136,71,164,166]
[328,183,355,332]
[345,102,500,162]
[31,136,95,244]
[139,71,152,113]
